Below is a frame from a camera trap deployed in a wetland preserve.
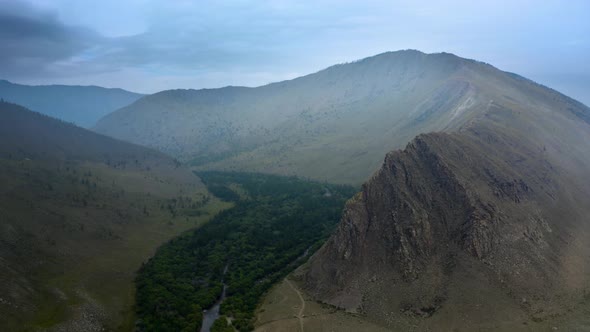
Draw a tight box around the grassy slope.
[93,51,480,184]
[255,276,389,332]
[256,271,590,332]
[0,102,230,331]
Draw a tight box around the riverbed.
[200,265,229,332]
[200,284,227,332]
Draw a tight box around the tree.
[211,316,233,332]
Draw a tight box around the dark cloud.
[1,0,588,103]
[0,0,299,81]
[0,0,101,77]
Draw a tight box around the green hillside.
[0,101,229,331]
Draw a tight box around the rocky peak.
[303,123,590,329]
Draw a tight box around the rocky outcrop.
[304,113,590,329]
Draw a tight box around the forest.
[135,171,356,331]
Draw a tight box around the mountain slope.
[0,80,143,127]
[0,101,227,331]
[94,50,587,184]
[303,91,590,330]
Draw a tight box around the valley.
[2,48,589,332]
[135,172,356,331]
[90,51,590,329]
[0,101,230,331]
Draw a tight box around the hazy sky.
[1,0,588,104]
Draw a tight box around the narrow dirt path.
[286,279,305,332]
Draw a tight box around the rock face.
[305,99,590,329]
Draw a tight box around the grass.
[0,157,232,331]
[254,271,581,332]
[254,276,389,332]
[0,101,233,331]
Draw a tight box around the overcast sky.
[1,0,588,104]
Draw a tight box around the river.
[200,265,229,332]
[200,247,310,332]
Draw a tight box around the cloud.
[1,0,353,83]
[0,0,102,78]
[84,1,379,71]
[2,0,588,103]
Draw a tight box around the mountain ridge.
[94,50,589,184]
[0,80,143,128]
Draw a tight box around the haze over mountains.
[94,50,588,184]
[2,48,590,332]
[93,50,590,328]
[0,80,143,128]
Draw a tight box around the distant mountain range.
[94,50,588,184]
[0,80,143,128]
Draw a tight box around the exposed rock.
[305,102,590,329]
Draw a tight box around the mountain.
[303,84,590,328]
[94,50,587,184]
[0,80,143,128]
[0,101,226,331]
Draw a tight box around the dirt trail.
[286,279,305,332]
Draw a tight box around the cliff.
[305,106,590,329]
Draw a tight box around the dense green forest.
[135,172,356,331]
